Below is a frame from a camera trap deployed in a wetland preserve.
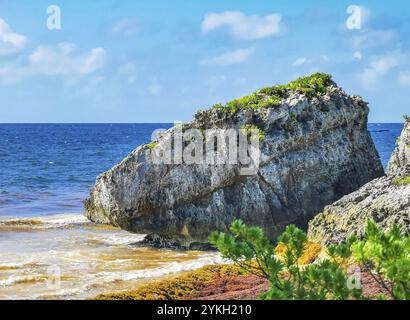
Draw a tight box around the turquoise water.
[0,123,403,218]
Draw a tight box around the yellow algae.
[82,224,121,231]
[0,219,43,226]
[0,265,20,271]
[0,219,45,232]
[299,242,323,265]
[94,264,244,300]
[275,241,324,265]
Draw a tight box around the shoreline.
[0,214,224,300]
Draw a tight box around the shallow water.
[0,214,223,300]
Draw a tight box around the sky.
[0,0,409,123]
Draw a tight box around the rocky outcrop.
[308,118,410,244]
[84,74,384,248]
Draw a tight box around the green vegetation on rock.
[210,219,410,300]
[241,124,265,142]
[211,73,333,115]
[283,112,298,131]
[147,141,158,149]
[286,73,333,98]
[392,176,410,186]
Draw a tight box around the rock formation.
[308,117,410,244]
[84,74,384,248]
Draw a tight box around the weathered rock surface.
[84,77,384,248]
[308,118,410,244]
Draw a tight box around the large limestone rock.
[308,118,410,244]
[84,76,384,248]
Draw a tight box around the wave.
[0,274,46,287]
[0,214,89,231]
[40,254,226,299]
[90,233,146,246]
[95,253,226,283]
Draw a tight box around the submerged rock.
[308,117,410,244]
[84,74,384,248]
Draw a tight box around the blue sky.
[0,0,409,123]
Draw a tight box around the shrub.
[210,219,410,300]
[209,220,362,300]
[286,73,332,98]
[349,221,410,300]
[212,103,225,111]
[212,73,333,115]
[219,94,281,114]
[241,124,265,142]
[258,84,288,98]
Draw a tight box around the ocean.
[0,123,173,218]
[0,123,404,299]
[0,123,403,219]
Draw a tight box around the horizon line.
[0,122,405,125]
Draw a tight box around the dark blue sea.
[0,123,404,218]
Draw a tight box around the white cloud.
[359,51,405,86]
[0,64,26,85]
[351,29,397,51]
[0,42,106,84]
[118,62,137,83]
[29,43,105,76]
[112,18,139,36]
[346,5,371,30]
[202,11,284,40]
[0,18,27,55]
[353,51,362,60]
[148,84,161,95]
[293,56,329,67]
[201,47,255,66]
[398,71,410,86]
[359,6,372,27]
[293,57,309,67]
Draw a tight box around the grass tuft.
[392,176,410,186]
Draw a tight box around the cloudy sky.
[0,0,409,123]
